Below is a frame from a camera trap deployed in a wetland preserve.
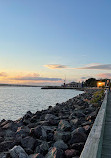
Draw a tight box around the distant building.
[62,81,82,88]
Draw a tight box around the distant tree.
[84,78,97,87]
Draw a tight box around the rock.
[53,140,68,150]
[16,126,30,138]
[0,131,5,137]
[0,137,4,143]
[42,126,55,133]
[23,111,33,120]
[0,119,6,126]
[5,129,15,141]
[70,119,79,127]
[82,121,92,126]
[0,120,11,127]
[15,119,23,127]
[45,114,58,121]
[58,120,71,131]
[0,152,9,158]
[70,127,87,144]
[21,136,36,150]
[48,106,52,109]
[35,141,49,155]
[23,119,30,125]
[9,145,29,158]
[30,126,47,139]
[65,149,77,158]
[69,113,76,120]
[25,148,33,155]
[2,122,18,132]
[29,153,44,158]
[45,147,64,158]
[86,110,97,120]
[83,125,91,134]
[36,121,49,126]
[74,111,86,118]
[47,133,54,141]
[71,142,84,152]
[0,141,15,152]
[48,119,59,126]
[30,115,40,123]
[54,130,71,142]
[40,141,49,152]
[83,107,95,115]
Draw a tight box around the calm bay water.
[0,87,83,121]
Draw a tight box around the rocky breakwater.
[0,89,105,158]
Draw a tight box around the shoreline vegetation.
[0,89,105,158]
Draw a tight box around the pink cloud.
[0,72,7,77]
[44,64,68,69]
[97,73,111,79]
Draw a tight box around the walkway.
[101,92,111,158]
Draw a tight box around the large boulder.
[16,126,30,138]
[54,130,71,142]
[30,126,47,139]
[65,149,77,158]
[58,120,71,131]
[86,110,97,121]
[45,114,58,121]
[2,122,18,132]
[70,127,87,144]
[47,133,54,141]
[71,142,84,153]
[70,119,79,127]
[0,141,16,152]
[0,120,11,127]
[53,140,68,150]
[0,152,9,158]
[45,147,64,158]
[35,141,49,155]
[74,111,86,118]
[9,145,29,158]
[21,136,36,151]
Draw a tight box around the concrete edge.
[80,91,108,158]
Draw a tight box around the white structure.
[62,81,82,88]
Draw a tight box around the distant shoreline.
[0,84,41,87]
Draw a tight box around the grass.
[90,89,104,105]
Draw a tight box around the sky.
[0,0,111,85]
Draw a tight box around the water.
[0,87,83,121]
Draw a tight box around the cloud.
[81,76,92,79]
[10,73,62,81]
[13,77,62,81]
[0,72,7,77]
[44,64,68,69]
[45,63,111,70]
[78,64,111,70]
[97,73,111,79]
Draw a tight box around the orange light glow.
[97,81,105,87]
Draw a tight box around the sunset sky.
[0,0,111,85]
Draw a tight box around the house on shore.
[62,81,82,88]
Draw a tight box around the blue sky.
[0,0,111,85]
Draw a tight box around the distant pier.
[41,86,84,91]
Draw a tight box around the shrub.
[90,90,104,105]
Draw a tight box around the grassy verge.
[90,89,104,106]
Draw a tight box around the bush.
[90,90,104,104]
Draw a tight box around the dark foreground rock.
[0,89,104,158]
